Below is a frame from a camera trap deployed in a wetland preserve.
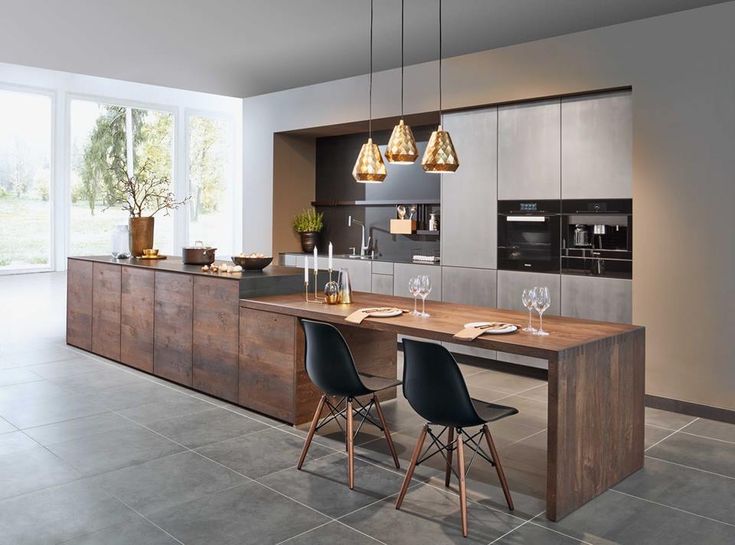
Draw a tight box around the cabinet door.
[193,276,240,402]
[562,91,632,199]
[121,267,154,372]
[332,258,372,292]
[498,99,561,200]
[442,267,497,359]
[561,275,632,323]
[154,271,193,386]
[371,274,393,295]
[67,259,93,350]
[393,263,442,301]
[92,263,121,361]
[441,108,497,269]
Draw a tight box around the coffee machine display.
[561,199,632,278]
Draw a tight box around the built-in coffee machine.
[561,199,632,278]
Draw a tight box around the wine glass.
[419,275,432,317]
[533,286,551,336]
[521,288,537,332]
[408,276,420,316]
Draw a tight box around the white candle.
[304,256,309,283]
[313,247,318,274]
[328,242,333,270]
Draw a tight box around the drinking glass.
[533,286,551,336]
[521,288,537,332]
[419,275,432,317]
[408,276,420,316]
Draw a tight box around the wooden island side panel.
[121,267,155,372]
[91,263,121,361]
[154,271,194,386]
[67,259,93,350]
[193,276,240,402]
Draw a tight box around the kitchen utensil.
[182,241,216,265]
[231,255,273,270]
[462,322,518,335]
[142,248,159,257]
[533,286,551,336]
[573,224,590,247]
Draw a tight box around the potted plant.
[293,208,324,253]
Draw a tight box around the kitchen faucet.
[347,215,370,257]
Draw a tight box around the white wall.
[243,3,735,411]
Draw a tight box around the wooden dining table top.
[239,292,643,360]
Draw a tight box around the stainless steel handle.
[507,216,547,222]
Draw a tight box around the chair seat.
[471,398,519,423]
[359,373,402,393]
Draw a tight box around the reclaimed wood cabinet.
[91,263,121,361]
[66,259,93,350]
[120,267,154,373]
[154,271,194,386]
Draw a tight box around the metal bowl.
[231,256,273,271]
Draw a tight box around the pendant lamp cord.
[400,0,404,117]
[369,0,374,137]
[438,0,442,117]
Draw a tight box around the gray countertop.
[279,252,441,266]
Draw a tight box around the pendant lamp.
[353,0,387,183]
[421,0,459,173]
[385,0,418,164]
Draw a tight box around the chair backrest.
[402,338,480,428]
[300,319,367,397]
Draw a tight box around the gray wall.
[243,3,735,411]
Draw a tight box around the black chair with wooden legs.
[396,339,518,538]
[297,319,401,489]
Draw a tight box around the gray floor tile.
[538,488,735,545]
[28,357,108,379]
[0,416,16,434]
[23,412,139,446]
[0,367,42,387]
[150,481,329,545]
[0,346,80,368]
[341,482,522,545]
[145,407,269,449]
[683,418,735,443]
[46,425,184,476]
[494,523,583,544]
[259,451,405,518]
[0,479,137,545]
[91,451,247,516]
[0,387,108,429]
[644,408,697,430]
[465,370,545,395]
[60,517,181,545]
[647,432,735,477]
[284,521,381,545]
[645,425,672,449]
[514,384,548,403]
[89,381,188,411]
[50,366,144,393]
[116,395,215,425]
[615,456,735,525]
[196,426,335,479]
[0,445,80,500]
[0,430,39,455]
[468,384,515,403]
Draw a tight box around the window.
[187,114,234,254]
[69,101,174,256]
[0,88,52,271]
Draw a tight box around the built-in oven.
[561,199,632,279]
[497,200,561,273]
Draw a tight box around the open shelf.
[312,199,440,207]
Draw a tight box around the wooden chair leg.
[396,424,428,510]
[445,427,454,487]
[347,399,355,489]
[298,395,326,470]
[373,395,400,469]
[483,425,514,511]
[457,432,468,538]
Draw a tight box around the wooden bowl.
[231,256,273,271]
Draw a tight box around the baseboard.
[645,394,735,425]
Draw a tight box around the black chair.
[396,339,518,538]
[298,319,401,489]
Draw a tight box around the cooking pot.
[182,241,216,265]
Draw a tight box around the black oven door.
[498,213,560,272]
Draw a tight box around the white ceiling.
[0,0,726,97]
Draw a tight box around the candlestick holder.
[310,270,324,302]
[304,281,311,303]
[324,269,339,304]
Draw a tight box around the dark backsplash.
[315,127,441,260]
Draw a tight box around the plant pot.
[129,216,155,257]
[299,231,319,253]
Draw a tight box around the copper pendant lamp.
[385,0,418,164]
[353,0,387,183]
[422,0,459,173]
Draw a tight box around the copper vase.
[129,216,154,257]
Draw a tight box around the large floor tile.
[145,407,269,449]
[538,488,735,545]
[683,418,735,443]
[60,517,181,545]
[647,432,735,477]
[0,445,80,500]
[494,523,583,544]
[0,346,80,369]
[28,357,109,380]
[50,366,144,393]
[644,408,697,430]
[259,451,405,518]
[0,479,137,545]
[284,521,381,545]
[150,481,329,545]
[615,456,735,525]
[644,425,672,449]
[0,367,42,387]
[23,412,139,446]
[0,430,40,455]
[0,416,16,434]
[88,381,187,411]
[341,482,523,545]
[197,426,335,479]
[465,370,545,395]
[116,395,215,425]
[91,451,247,516]
[45,425,184,476]
[0,387,108,429]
